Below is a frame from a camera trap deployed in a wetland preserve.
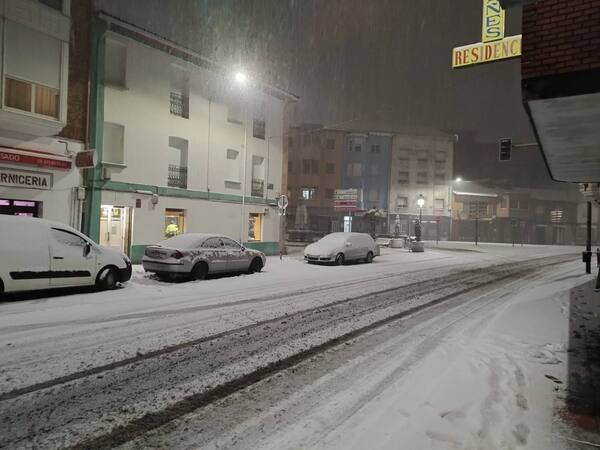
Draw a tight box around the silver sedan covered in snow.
[304,232,379,265]
[142,233,266,280]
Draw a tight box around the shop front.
[0,145,83,227]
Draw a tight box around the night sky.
[98,0,567,189]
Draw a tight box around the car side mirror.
[84,242,92,256]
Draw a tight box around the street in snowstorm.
[0,243,591,449]
[1,0,600,449]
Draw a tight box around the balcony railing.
[251,178,265,197]
[168,164,188,189]
[170,92,189,118]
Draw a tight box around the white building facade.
[0,0,84,227]
[84,15,293,262]
[388,134,454,240]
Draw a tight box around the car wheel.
[191,262,208,281]
[365,252,374,264]
[335,253,345,266]
[96,267,118,290]
[248,257,263,274]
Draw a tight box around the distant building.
[389,134,455,240]
[451,183,599,245]
[284,125,345,240]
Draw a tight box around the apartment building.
[0,0,85,226]
[388,133,455,240]
[284,125,345,239]
[83,13,296,261]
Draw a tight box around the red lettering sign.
[0,149,71,170]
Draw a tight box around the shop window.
[0,198,41,217]
[165,209,185,238]
[105,39,127,88]
[248,213,263,242]
[103,122,125,165]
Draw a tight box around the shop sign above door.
[0,167,52,190]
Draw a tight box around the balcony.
[168,164,187,189]
[170,92,189,118]
[251,178,265,197]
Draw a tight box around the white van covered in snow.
[0,216,131,295]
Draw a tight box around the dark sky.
[97,0,565,189]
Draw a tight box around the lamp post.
[233,70,249,244]
[417,194,425,242]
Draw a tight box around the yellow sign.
[482,0,505,42]
[452,35,521,68]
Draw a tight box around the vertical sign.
[482,0,505,43]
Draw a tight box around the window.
[500,196,508,208]
[326,189,334,199]
[368,190,379,202]
[311,160,319,174]
[326,163,335,174]
[203,237,223,248]
[346,163,362,177]
[398,158,410,168]
[170,66,189,118]
[288,160,293,174]
[51,228,87,248]
[103,122,125,165]
[4,20,62,119]
[221,237,242,249]
[38,0,62,11]
[371,144,381,153]
[435,151,447,162]
[417,172,428,184]
[251,156,265,197]
[105,39,127,88]
[397,196,408,208]
[354,144,362,152]
[303,159,311,174]
[434,199,445,210]
[167,137,188,189]
[369,164,379,176]
[418,159,428,169]
[253,119,266,139]
[226,149,241,184]
[398,171,409,184]
[227,101,242,124]
[326,139,335,150]
[397,149,410,159]
[434,173,445,184]
[418,150,429,159]
[468,201,488,219]
[301,187,317,200]
[248,213,263,241]
[288,136,294,148]
[164,209,185,237]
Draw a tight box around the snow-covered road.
[0,243,589,449]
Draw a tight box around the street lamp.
[417,194,425,222]
[232,70,250,243]
[234,71,248,85]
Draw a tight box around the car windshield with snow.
[142,233,266,280]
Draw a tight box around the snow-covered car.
[304,232,379,265]
[0,215,131,295]
[142,233,266,280]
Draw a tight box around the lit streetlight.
[234,71,248,85]
[417,194,425,222]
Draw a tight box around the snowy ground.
[0,242,594,449]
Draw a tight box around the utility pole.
[586,201,592,274]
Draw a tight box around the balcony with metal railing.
[251,178,265,197]
[170,92,189,118]
[168,164,188,189]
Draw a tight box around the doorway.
[100,205,132,255]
